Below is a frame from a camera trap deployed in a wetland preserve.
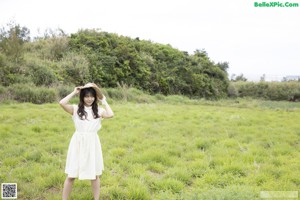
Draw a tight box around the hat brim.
[81,83,103,100]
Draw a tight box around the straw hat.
[80,83,103,100]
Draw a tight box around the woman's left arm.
[100,95,114,118]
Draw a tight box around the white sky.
[1,0,300,81]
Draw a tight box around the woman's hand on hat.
[73,87,82,95]
[99,95,106,101]
[99,95,108,105]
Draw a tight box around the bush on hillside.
[26,59,57,86]
[56,84,75,99]
[7,84,56,104]
[231,81,300,101]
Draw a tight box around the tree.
[60,52,90,85]
[260,74,266,82]
[66,29,230,99]
[234,74,247,82]
[216,61,229,73]
[0,21,30,63]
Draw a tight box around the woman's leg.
[62,177,75,200]
[91,176,100,200]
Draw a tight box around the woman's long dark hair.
[77,87,100,120]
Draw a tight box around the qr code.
[1,183,17,199]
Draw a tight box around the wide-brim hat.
[80,83,103,100]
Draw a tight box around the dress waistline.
[74,131,97,135]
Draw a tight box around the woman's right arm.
[59,87,81,115]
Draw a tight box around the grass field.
[0,99,300,199]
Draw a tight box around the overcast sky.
[1,0,300,81]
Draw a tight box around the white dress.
[65,105,105,180]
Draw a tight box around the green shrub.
[106,88,125,100]
[24,55,59,86]
[0,53,7,66]
[56,84,74,99]
[105,86,154,103]
[265,83,289,100]
[8,84,56,104]
[34,87,57,103]
[30,65,57,86]
[154,93,166,101]
[59,52,90,85]
[232,81,300,101]
[227,82,238,97]
[27,36,69,61]
[165,95,190,104]
[0,85,6,95]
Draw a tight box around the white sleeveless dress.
[65,105,105,180]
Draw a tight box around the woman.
[59,83,114,200]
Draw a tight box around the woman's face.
[83,93,95,107]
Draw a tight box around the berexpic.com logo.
[254,1,299,7]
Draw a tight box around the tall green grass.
[1,83,300,105]
[0,101,300,199]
